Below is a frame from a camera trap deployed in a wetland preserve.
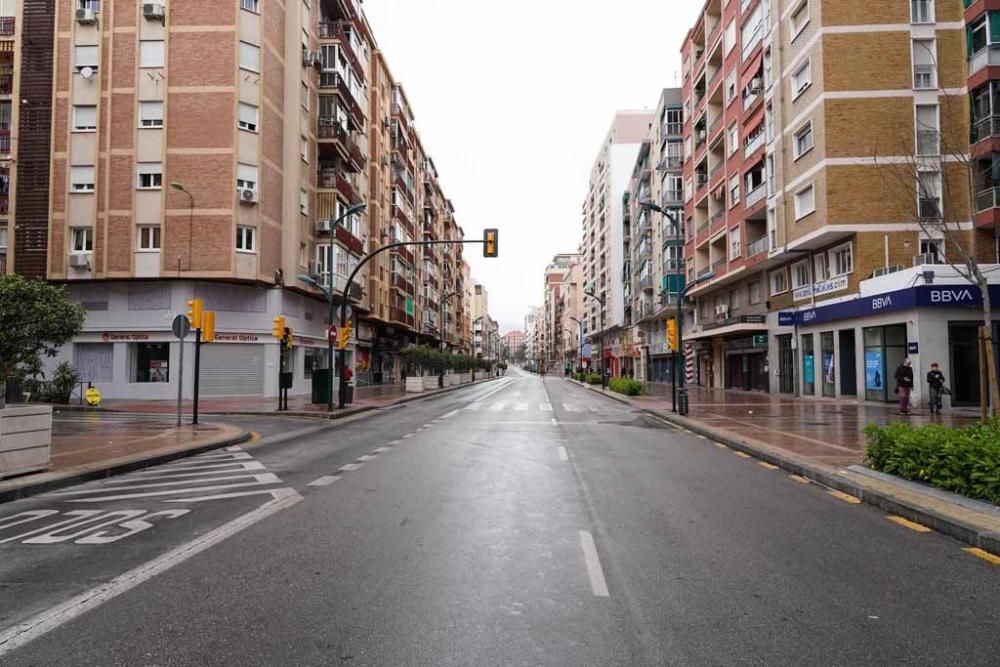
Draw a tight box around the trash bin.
[311,369,331,404]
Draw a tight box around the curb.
[0,426,252,505]
[569,379,1000,557]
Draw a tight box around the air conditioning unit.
[75,8,97,24]
[237,187,258,205]
[315,219,333,234]
[307,50,323,67]
[142,3,165,20]
[872,264,904,278]
[697,129,707,141]
[69,253,92,269]
[308,260,322,276]
[750,78,763,94]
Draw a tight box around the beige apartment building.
[679,0,995,406]
[28,0,470,399]
[540,252,580,371]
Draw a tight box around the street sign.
[777,311,795,326]
[85,386,102,406]
[752,334,768,348]
[328,324,338,343]
[908,341,919,355]
[172,314,191,339]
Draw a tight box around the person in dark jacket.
[926,362,947,414]
[894,358,914,415]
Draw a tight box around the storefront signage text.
[795,285,1000,326]
[793,276,849,302]
[213,334,261,343]
[102,333,150,342]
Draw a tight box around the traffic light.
[337,321,352,350]
[202,311,216,343]
[666,318,678,352]
[187,298,204,330]
[272,316,286,340]
[483,228,498,258]
[284,326,293,348]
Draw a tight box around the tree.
[872,76,1000,418]
[0,275,86,408]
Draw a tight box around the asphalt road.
[1,368,997,665]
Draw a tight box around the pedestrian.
[894,358,914,415]
[926,362,947,415]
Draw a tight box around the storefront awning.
[687,321,767,340]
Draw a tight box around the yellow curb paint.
[249,432,261,442]
[734,451,752,459]
[964,548,1000,566]
[886,516,931,533]
[697,435,708,440]
[788,474,811,484]
[827,489,862,505]
[757,461,779,470]
[713,442,727,449]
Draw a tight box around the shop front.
[723,334,769,392]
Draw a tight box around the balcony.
[969,45,1000,78]
[0,17,13,36]
[745,182,767,209]
[711,257,726,271]
[976,187,1000,213]
[747,235,769,258]
[390,307,415,328]
[639,274,653,291]
[318,72,364,125]
[316,21,364,80]
[744,130,765,158]
[391,272,414,295]
[317,117,364,171]
[0,67,11,96]
[972,116,1000,145]
[0,130,9,154]
[335,173,362,205]
[391,243,415,265]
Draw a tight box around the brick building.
[17,0,472,399]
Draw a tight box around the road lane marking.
[513,402,528,411]
[589,406,602,413]
[489,402,507,411]
[964,547,1000,566]
[551,418,558,426]
[0,488,302,658]
[886,515,931,533]
[757,461,779,470]
[466,403,483,411]
[788,474,811,484]
[403,433,414,439]
[338,463,363,472]
[540,403,553,411]
[50,473,281,495]
[373,446,393,453]
[389,440,403,445]
[563,403,580,412]
[307,476,340,487]
[441,409,459,419]
[713,442,727,449]
[558,447,568,461]
[697,435,708,440]
[827,489,862,505]
[357,455,376,462]
[578,530,610,597]
[734,452,752,459]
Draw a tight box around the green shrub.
[864,420,1000,504]
[585,373,603,385]
[609,377,644,396]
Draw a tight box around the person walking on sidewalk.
[926,362,947,414]
[894,358,914,415]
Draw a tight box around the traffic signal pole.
[193,327,201,426]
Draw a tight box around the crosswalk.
[41,446,290,504]
[466,401,623,414]
[52,412,178,429]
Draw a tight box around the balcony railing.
[662,122,683,137]
[696,221,710,236]
[972,115,1000,144]
[318,71,363,122]
[662,258,683,273]
[390,307,415,328]
[710,209,725,226]
[317,21,364,79]
[969,45,1000,77]
[0,131,11,154]
[745,182,766,208]
[711,257,726,270]
[747,236,769,258]
[0,17,14,36]
[976,187,1000,213]
[661,189,683,206]
[0,67,12,96]
[744,131,765,158]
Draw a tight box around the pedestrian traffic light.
[187,298,204,330]
[272,316,286,340]
[666,318,678,352]
[337,321,352,350]
[202,311,216,343]
[483,228,498,258]
[284,326,294,348]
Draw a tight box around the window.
[728,125,739,156]
[131,343,169,383]
[730,288,741,310]
[237,163,258,191]
[73,105,97,131]
[729,226,741,260]
[813,253,829,281]
[729,174,740,208]
[299,188,309,215]
[830,243,853,276]
[794,184,815,220]
[138,101,163,128]
[763,47,773,89]
[70,166,95,192]
[238,103,258,132]
[300,135,308,162]
[74,45,98,70]
[749,280,762,304]
[71,227,93,253]
[725,71,737,105]
[299,242,308,267]
[240,41,261,72]
[915,104,938,156]
[236,225,255,252]
[911,0,932,24]
[917,170,941,219]
[770,268,788,295]
[137,162,162,189]
[301,81,309,110]
[790,0,809,40]
[969,15,988,55]
[912,39,936,89]
[76,0,99,10]
[792,260,810,289]
[741,3,764,60]
[791,59,811,99]
[724,19,736,54]
[919,238,943,262]
[139,41,165,68]
[240,0,259,12]
[138,225,161,251]
[793,121,814,159]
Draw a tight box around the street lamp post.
[582,287,607,389]
[169,182,194,272]
[569,316,584,373]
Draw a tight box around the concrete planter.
[0,405,53,479]
[405,377,424,394]
[447,374,460,387]
[460,373,472,384]
[422,376,438,391]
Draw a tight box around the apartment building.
[624,88,684,383]
[523,305,540,367]
[541,252,580,371]
[581,110,654,376]
[501,330,524,362]
[680,0,998,407]
[37,0,470,400]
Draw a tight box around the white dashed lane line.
[307,475,340,487]
[558,446,568,461]
[338,463,363,472]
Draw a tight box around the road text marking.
[886,515,931,533]
[579,530,610,597]
[307,476,341,487]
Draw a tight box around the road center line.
[338,463,363,472]
[403,433,414,439]
[307,475,340,487]
[441,409,459,419]
[578,530,610,597]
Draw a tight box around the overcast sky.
[363,0,702,334]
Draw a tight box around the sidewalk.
[0,418,249,503]
[573,380,1000,557]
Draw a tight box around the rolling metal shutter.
[199,344,265,396]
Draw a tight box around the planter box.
[0,405,52,479]
[422,375,438,391]
[460,373,472,384]
[405,376,424,394]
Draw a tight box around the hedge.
[609,377,644,396]
[585,373,603,385]
[399,346,489,375]
[864,420,1000,504]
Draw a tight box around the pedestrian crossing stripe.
[513,403,528,411]
[540,403,553,411]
